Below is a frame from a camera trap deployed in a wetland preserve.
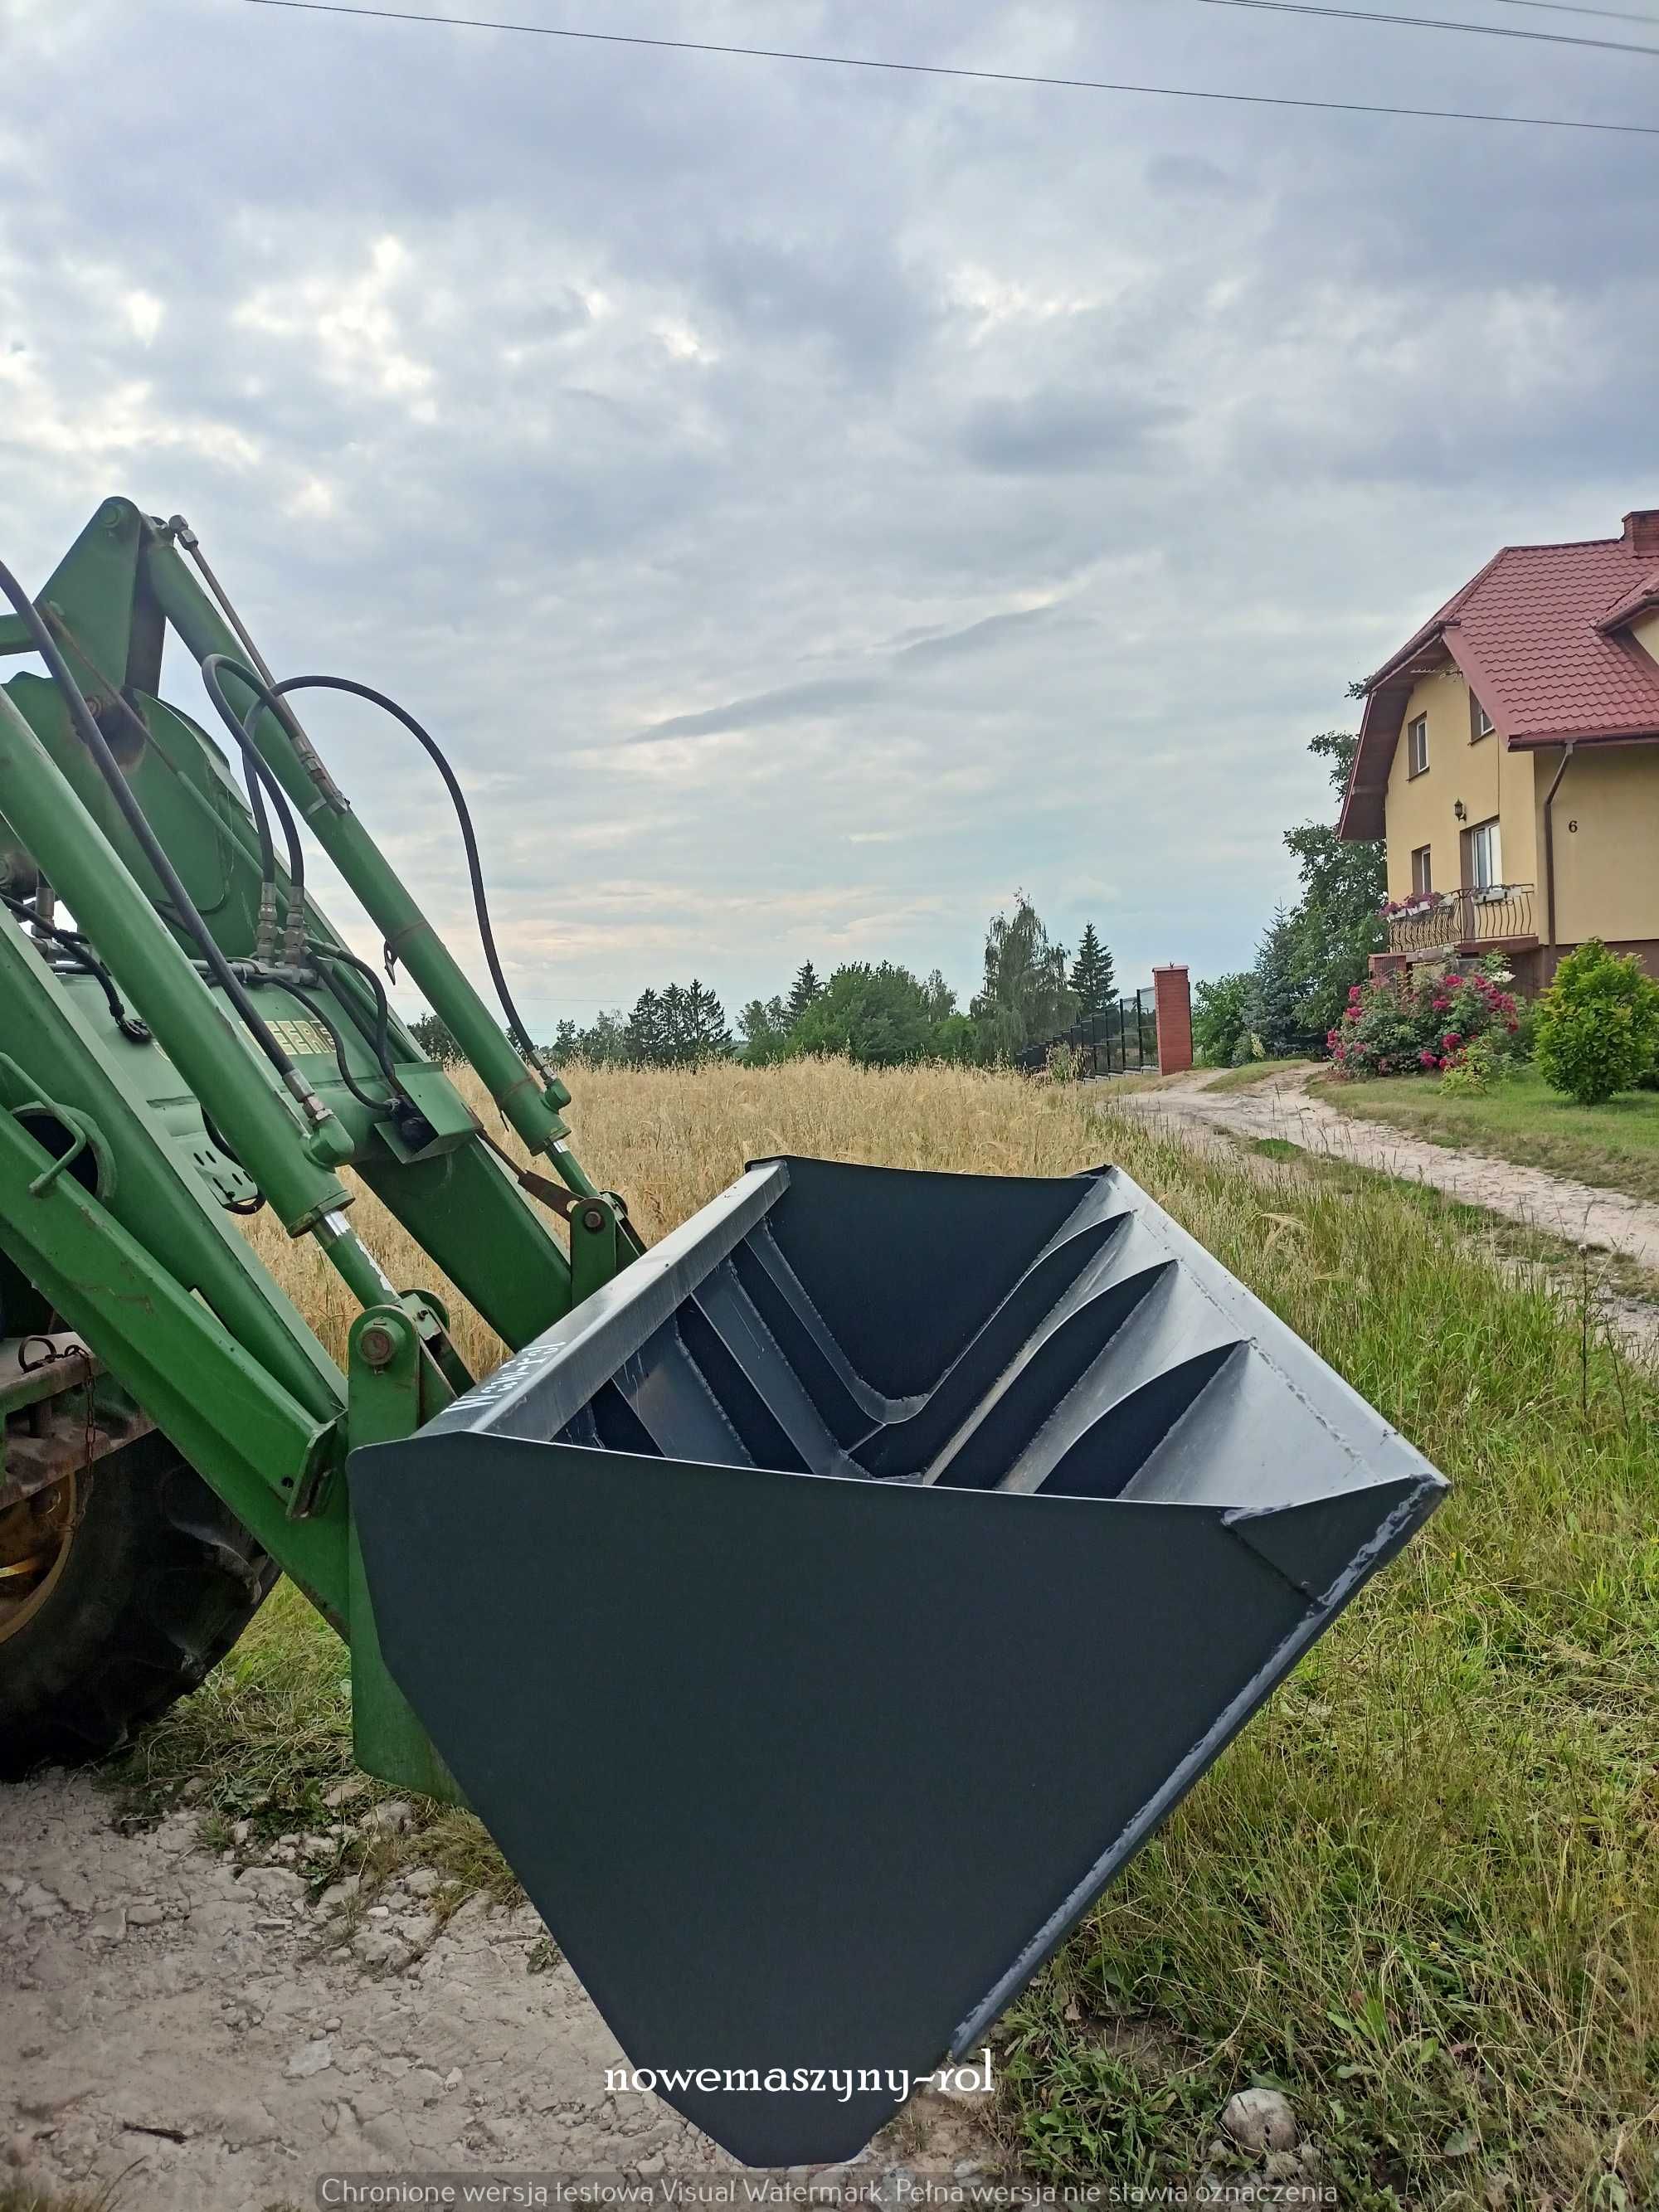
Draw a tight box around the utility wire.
[1185,0,1659,56]
[1487,0,1659,23]
[240,1,1659,136]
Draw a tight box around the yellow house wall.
[1632,610,1659,666]
[1537,744,1659,946]
[1383,667,1535,898]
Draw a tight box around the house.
[1337,508,1659,990]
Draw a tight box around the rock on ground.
[1220,2086,1297,2155]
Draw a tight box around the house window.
[1411,844,1433,897]
[1466,816,1502,892]
[1470,693,1495,740]
[1408,715,1428,776]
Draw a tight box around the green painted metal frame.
[0,498,627,1786]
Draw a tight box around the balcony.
[1384,884,1536,957]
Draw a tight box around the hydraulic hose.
[307,940,397,1087]
[246,712,308,944]
[267,976,395,1117]
[240,719,307,927]
[199,658,549,1076]
[0,889,151,1042]
[196,654,308,949]
[0,562,333,1126]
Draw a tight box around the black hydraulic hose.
[197,654,307,916]
[188,949,392,1117]
[0,889,151,1042]
[199,1103,266,1215]
[254,669,546,1075]
[270,976,395,1116]
[246,714,307,907]
[239,717,306,906]
[197,654,542,1070]
[0,562,322,1112]
[234,709,277,894]
[306,941,396,1086]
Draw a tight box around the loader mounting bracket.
[343,1303,465,1805]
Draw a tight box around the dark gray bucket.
[351,1156,1445,2167]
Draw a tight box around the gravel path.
[0,1772,988,2210]
[1114,1067,1659,1353]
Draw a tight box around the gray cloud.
[894,604,1076,664]
[2,0,1653,1031]
[636,676,884,743]
[961,390,1181,474]
[1146,153,1233,198]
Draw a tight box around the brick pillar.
[1153,965,1192,1076]
[1368,951,1408,980]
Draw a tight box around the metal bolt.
[359,1322,398,1369]
[581,1206,606,1234]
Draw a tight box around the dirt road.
[1113,1067,1659,1356]
[1117,1067,1659,1271]
[1,1772,987,2210]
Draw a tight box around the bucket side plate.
[351,1437,1438,2165]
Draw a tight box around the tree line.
[408,902,1124,1072]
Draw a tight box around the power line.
[1487,0,1659,23]
[241,0,1659,136]
[1185,0,1659,57]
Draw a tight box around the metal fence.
[1014,988,1157,1077]
[1384,883,1535,958]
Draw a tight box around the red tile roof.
[1596,569,1659,634]
[1338,530,1659,840]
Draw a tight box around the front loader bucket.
[350,1157,1445,2168]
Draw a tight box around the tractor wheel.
[0,1425,277,1780]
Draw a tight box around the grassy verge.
[1000,1106,1659,2208]
[1327,1067,1659,1206]
[117,1063,1657,2208]
[1198,1057,1314,1093]
[1244,1135,1659,1310]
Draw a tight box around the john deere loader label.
[265,1017,334,1058]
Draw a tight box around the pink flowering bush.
[1326,962,1525,1081]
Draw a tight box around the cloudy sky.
[2,0,1653,1033]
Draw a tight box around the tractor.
[0,500,1445,2165]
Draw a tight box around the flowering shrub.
[1438,1030,1513,1096]
[1326,962,1524,1080]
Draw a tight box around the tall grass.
[236,1056,1124,1376]
[159,1060,1656,2206]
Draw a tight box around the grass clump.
[1328,1067,1659,1207]
[1199,1057,1313,1093]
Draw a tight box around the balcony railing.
[1384,883,1535,956]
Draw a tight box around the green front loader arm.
[0,498,624,1788]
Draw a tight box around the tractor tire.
[0,1427,277,1780]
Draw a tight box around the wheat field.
[239,1056,1120,1378]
